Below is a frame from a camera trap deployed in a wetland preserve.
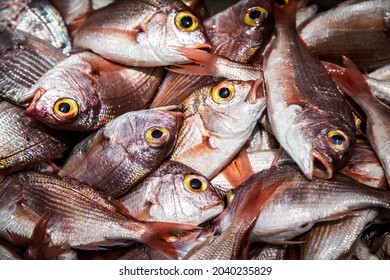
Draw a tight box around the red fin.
[7,231,29,248]
[222,149,255,189]
[170,47,218,76]
[142,222,201,260]
[326,57,374,103]
[67,12,90,37]
[24,214,68,260]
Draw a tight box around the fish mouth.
[201,199,225,212]
[245,80,263,104]
[311,150,333,179]
[24,87,45,116]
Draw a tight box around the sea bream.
[73,0,211,67]
[263,0,356,179]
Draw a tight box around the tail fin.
[142,222,201,260]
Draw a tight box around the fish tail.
[142,222,201,260]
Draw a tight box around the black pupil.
[249,10,261,19]
[151,129,163,139]
[276,0,286,5]
[190,178,202,190]
[180,16,193,28]
[219,87,231,99]
[331,134,345,146]
[59,102,71,113]
[360,122,367,134]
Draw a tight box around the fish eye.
[244,7,268,27]
[327,129,350,151]
[183,174,209,193]
[275,0,289,8]
[211,81,235,104]
[175,11,199,32]
[144,126,170,148]
[53,98,79,121]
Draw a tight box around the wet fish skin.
[339,141,387,189]
[186,165,279,260]
[0,0,72,54]
[298,0,390,72]
[0,102,74,174]
[73,0,210,67]
[327,58,390,183]
[21,52,164,131]
[59,110,183,198]
[120,161,224,225]
[150,0,273,108]
[250,164,390,243]
[263,1,356,180]
[170,79,266,179]
[0,172,199,259]
[301,209,379,260]
[0,25,65,104]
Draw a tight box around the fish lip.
[246,80,263,104]
[24,87,45,116]
[311,149,333,179]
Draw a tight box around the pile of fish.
[0,0,390,260]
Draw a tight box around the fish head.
[146,2,211,65]
[206,0,274,61]
[22,61,101,131]
[136,161,224,225]
[194,80,266,138]
[105,109,183,170]
[286,108,355,180]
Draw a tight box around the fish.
[338,141,387,189]
[50,0,92,36]
[150,0,273,108]
[0,0,72,54]
[0,237,22,260]
[73,0,211,67]
[365,64,390,107]
[301,209,379,260]
[0,172,199,259]
[170,79,266,179]
[249,164,390,243]
[263,0,356,180]
[186,165,279,260]
[327,57,390,183]
[250,244,290,260]
[0,102,75,174]
[20,51,165,131]
[298,0,390,72]
[58,109,183,198]
[0,25,65,104]
[119,160,224,225]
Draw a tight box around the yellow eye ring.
[175,11,199,32]
[53,98,79,121]
[211,82,235,104]
[183,174,209,193]
[144,126,170,148]
[244,7,268,27]
[275,0,289,8]
[327,129,350,151]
